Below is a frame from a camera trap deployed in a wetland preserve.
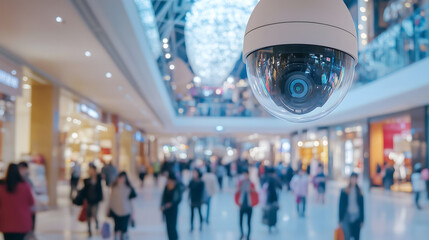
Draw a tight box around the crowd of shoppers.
[4,156,429,240]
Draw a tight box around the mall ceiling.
[0,0,161,131]
[1,0,429,135]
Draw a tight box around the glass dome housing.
[246,44,356,122]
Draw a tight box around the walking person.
[285,164,294,191]
[314,164,327,203]
[383,163,395,193]
[411,163,425,210]
[70,160,81,200]
[0,163,35,240]
[108,172,137,240]
[216,163,226,191]
[188,169,205,232]
[138,164,147,188]
[339,172,364,240]
[290,168,309,217]
[235,169,258,240]
[161,172,184,240]
[102,161,118,187]
[82,164,103,237]
[202,166,220,224]
[264,168,282,232]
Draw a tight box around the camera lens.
[287,74,310,99]
[246,44,356,122]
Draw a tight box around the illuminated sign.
[79,104,100,119]
[0,69,19,89]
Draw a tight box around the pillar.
[30,84,60,207]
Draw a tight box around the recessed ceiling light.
[84,51,92,57]
[23,76,28,81]
[55,16,63,23]
[164,75,171,81]
[165,53,171,59]
[162,38,169,43]
[11,70,17,75]
[26,102,32,108]
[216,125,224,132]
[105,72,112,78]
[169,64,175,70]
[163,43,169,49]
[23,84,31,90]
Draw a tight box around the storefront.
[329,123,366,182]
[59,90,115,180]
[291,129,329,176]
[369,107,426,192]
[0,55,22,175]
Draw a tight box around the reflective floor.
[31,176,429,240]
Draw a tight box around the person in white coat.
[411,163,426,210]
[202,166,220,224]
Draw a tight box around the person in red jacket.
[0,163,35,240]
[235,169,258,240]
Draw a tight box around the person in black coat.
[161,172,183,240]
[339,172,364,240]
[188,169,205,232]
[82,164,103,237]
[265,169,282,231]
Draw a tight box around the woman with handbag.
[339,172,364,240]
[0,163,35,240]
[188,169,205,232]
[81,164,103,237]
[235,169,258,240]
[108,172,137,240]
[161,172,184,240]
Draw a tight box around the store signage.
[0,69,19,89]
[79,104,100,119]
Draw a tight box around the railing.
[161,5,429,117]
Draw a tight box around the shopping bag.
[101,222,111,239]
[334,226,345,240]
[78,201,88,222]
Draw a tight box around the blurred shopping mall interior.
[0,0,429,240]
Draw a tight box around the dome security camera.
[243,0,358,122]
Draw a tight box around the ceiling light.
[297,141,303,147]
[227,76,234,84]
[361,33,367,39]
[162,38,169,43]
[216,125,224,132]
[362,39,368,45]
[178,108,184,114]
[23,76,28,82]
[360,7,366,13]
[66,117,72,122]
[84,51,92,57]
[23,84,31,90]
[11,70,17,75]
[358,24,364,30]
[169,64,175,70]
[164,75,171,81]
[26,102,32,108]
[105,72,112,78]
[193,76,201,84]
[165,53,171,59]
[71,132,78,139]
[361,16,367,21]
[55,16,63,23]
[163,43,169,49]
[215,89,222,95]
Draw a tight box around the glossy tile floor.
[28,176,429,240]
